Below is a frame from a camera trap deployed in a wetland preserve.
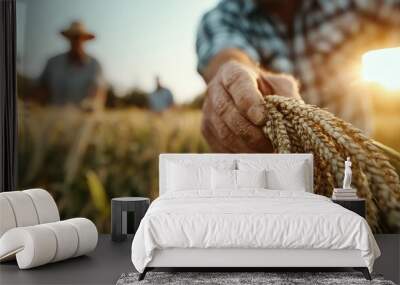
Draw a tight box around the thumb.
[261,73,301,99]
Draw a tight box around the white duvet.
[131,190,380,273]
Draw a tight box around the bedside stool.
[111,197,150,242]
[332,198,365,218]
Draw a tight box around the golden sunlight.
[362,47,400,91]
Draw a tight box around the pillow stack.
[165,158,311,193]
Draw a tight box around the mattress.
[131,190,380,273]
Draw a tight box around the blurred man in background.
[36,21,106,109]
[149,76,174,113]
[197,0,400,153]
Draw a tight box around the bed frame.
[139,154,371,280]
[141,248,370,280]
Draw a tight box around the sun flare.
[362,47,400,91]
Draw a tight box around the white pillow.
[238,159,310,192]
[167,162,211,191]
[266,163,307,191]
[236,169,267,188]
[166,159,236,192]
[211,169,268,190]
[211,168,236,190]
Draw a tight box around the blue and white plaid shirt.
[196,0,400,133]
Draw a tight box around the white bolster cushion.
[0,196,17,237]
[0,218,98,269]
[23,189,60,224]
[65,218,98,257]
[0,191,39,228]
[0,189,60,238]
[0,226,57,268]
[42,221,79,262]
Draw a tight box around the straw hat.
[61,21,95,40]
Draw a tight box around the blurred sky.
[16,0,218,102]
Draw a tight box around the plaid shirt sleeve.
[355,0,400,24]
[195,1,260,73]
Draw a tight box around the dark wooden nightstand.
[111,197,150,242]
[332,198,366,218]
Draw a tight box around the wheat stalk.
[262,95,400,233]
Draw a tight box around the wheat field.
[17,105,209,232]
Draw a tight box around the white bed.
[131,154,380,280]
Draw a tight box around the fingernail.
[248,105,266,125]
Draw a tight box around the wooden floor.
[0,234,399,285]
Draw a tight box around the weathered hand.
[201,60,300,153]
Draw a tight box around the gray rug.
[116,272,396,285]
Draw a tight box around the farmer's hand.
[202,60,301,153]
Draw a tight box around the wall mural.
[16,0,400,233]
